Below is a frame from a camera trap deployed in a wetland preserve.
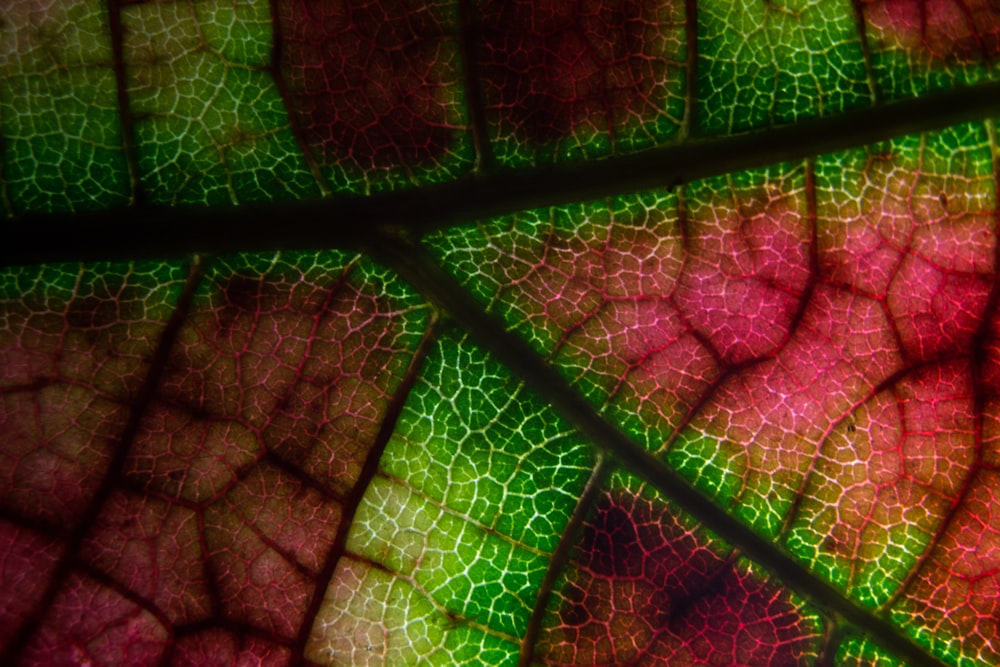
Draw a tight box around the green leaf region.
[2,1,1000,666]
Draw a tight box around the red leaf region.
[276,0,461,171]
[477,0,682,149]
[862,0,1000,63]
[540,490,817,666]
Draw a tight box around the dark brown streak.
[0,505,67,542]
[814,614,846,667]
[0,254,210,665]
[682,0,699,139]
[266,0,330,197]
[261,449,349,506]
[106,0,144,206]
[288,311,441,664]
[850,0,882,107]
[194,493,225,622]
[517,455,613,667]
[5,79,1000,267]
[456,0,495,173]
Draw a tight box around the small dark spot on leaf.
[583,501,643,578]
[560,583,590,627]
[222,276,262,313]
[665,568,730,632]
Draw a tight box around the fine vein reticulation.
[2,1,1000,666]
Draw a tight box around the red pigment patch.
[818,147,994,364]
[901,470,1000,666]
[81,492,211,626]
[0,522,63,652]
[861,0,1000,63]
[0,274,170,527]
[151,267,410,496]
[886,253,991,362]
[125,403,259,503]
[558,298,720,435]
[276,0,460,170]
[675,187,812,364]
[897,360,976,498]
[981,308,1000,395]
[539,491,815,666]
[0,386,119,526]
[478,0,680,146]
[172,630,291,667]
[801,358,976,587]
[203,463,341,637]
[20,572,168,667]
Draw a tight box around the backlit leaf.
[2,1,1000,666]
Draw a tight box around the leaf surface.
[2,1,1000,666]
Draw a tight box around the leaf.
[2,1,1000,666]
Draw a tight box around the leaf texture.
[2,1,1000,666]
